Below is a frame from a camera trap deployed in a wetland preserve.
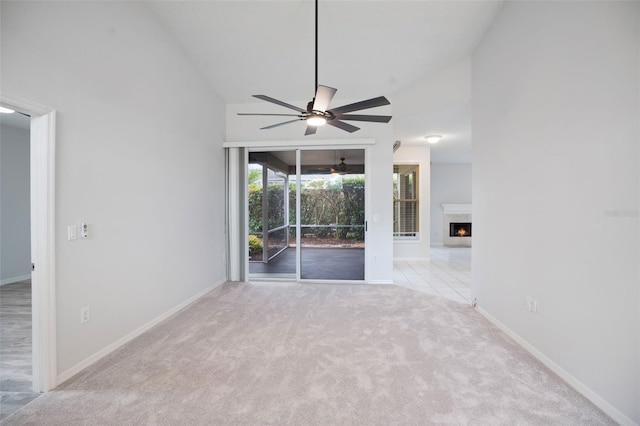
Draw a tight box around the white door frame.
[1,94,57,392]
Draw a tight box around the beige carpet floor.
[1,282,613,425]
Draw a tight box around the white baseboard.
[367,280,394,285]
[1,274,31,286]
[476,306,638,426]
[392,257,429,262]
[56,278,226,386]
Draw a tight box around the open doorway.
[0,96,57,419]
[247,148,366,281]
[0,110,41,419]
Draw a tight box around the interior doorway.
[0,110,41,419]
[0,95,57,402]
[247,148,366,281]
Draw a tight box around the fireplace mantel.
[442,204,472,215]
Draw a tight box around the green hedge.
[249,176,365,240]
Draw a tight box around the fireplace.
[442,204,472,247]
[450,222,472,237]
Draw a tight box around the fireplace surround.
[442,204,472,247]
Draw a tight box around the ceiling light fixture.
[425,135,442,144]
[0,106,15,114]
[306,114,327,127]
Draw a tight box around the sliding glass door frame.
[295,149,301,280]
[224,139,374,283]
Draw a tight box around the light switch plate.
[68,225,78,241]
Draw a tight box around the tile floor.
[393,246,472,304]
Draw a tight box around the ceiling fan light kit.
[239,0,392,135]
[306,114,327,127]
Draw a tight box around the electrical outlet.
[80,306,90,324]
[525,296,538,313]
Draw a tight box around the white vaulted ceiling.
[148,1,503,162]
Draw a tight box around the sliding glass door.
[247,148,365,281]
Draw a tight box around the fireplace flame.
[457,228,467,237]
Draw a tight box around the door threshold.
[249,275,297,281]
[299,279,367,285]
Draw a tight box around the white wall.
[392,58,472,164]
[393,144,430,259]
[0,123,31,283]
[227,102,394,283]
[430,163,471,245]
[1,2,226,377]
[472,2,639,423]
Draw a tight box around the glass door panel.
[299,149,365,280]
[248,151,296,279]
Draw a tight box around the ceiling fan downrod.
[315,0,319,94]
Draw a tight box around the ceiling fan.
[238,0,392,136]
[330,158,350,175]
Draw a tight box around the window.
[393,164,419,238]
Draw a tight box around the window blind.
[393,165,419,238]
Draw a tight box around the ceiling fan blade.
[329,96,390,115]
[327,119,360,133]
[260,119,302,130]
[238,113,302,117]
[312,85,337,112]
[337,114,392,123]
[253,95,307,113]
[305,125,317,136]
